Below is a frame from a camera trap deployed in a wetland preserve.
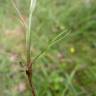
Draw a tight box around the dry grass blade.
[11,0,27,28]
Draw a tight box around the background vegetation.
[0,0,96,96]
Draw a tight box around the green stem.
[26,0,36,64]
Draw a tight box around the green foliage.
[0,0,96,96]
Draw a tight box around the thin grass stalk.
[26,0,36,65]
[11,0,37,95]
[26,0,37,96]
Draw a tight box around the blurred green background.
[0,0,96,96]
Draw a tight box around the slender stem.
[26,0,36,65]
[11,0,37,95]
[26,0,37,96]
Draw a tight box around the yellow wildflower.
[70,47,75,53]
